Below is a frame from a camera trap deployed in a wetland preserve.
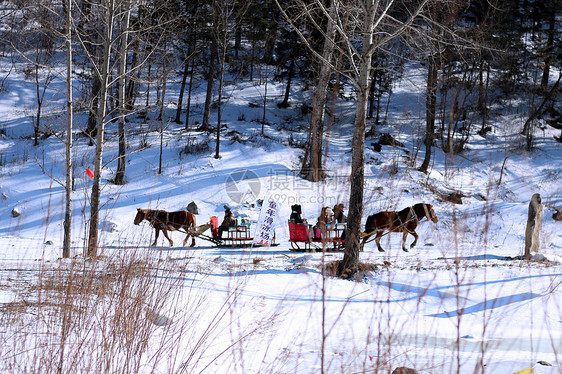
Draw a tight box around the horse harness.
[148,210,181,231]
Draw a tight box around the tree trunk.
[375,80,382,125]
[202,38,217,132]
[215,44,225,159]
[158,120,164,174]
[280,58,294,107]
[125,30,140,110]
[174,54,190,124]
[157,49,168,122]
[145,61,151,109]
[339,2,374,276]
[419,56,438,173]
[262,67,268,132]
[367,71,375,119]
[539,8,555,92]
[263,13,278,64]
[477,61,490,136]
[339,60,370,276]
[34,102,41,146]
[114,0,131,186]
[33,65,42,146]
[86,73,100,145]
[524,193,543,259]
[87,0,114,258]
[300,0,336,182]
[63,0,73,259]
[234,27,241,58]
[185,56,195,129]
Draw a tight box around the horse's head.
[423,204,439,223]
[134,208,148,225]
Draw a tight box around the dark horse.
[362,203,438,252]
[134,208,196,247]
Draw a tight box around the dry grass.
[322,260,379,279]
[0,246,287,373]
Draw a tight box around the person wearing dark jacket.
[290,204,304,224]
[218,207,236,238]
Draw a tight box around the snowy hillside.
[1,55,562,374]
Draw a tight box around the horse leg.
[410,231,419,249]
[162,229,173,247]
[375,231,385,252]
[183,230,195,247]
[401,231,409,252]
[152,228,160,247]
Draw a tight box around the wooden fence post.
[524,193,542,259]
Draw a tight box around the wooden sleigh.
[191,216,278,248]
[288,221,345,252]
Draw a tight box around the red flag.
[86,168,94,178]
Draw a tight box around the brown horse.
[362,203,438,252]
[134,208,196,247]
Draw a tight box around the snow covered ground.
[1,59,561,373]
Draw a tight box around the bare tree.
[212,0,248,159]
[173,1,201,127]
[278,0,429,275]
[201,38,217,132]
[302,1,337,182]
[114,0,132,185]
[7,0,75,258]
[63,0,74,259]
[276,0,338,182]
[278,0,431,275]
[418,0,467,173]
[86,0,115,257]
[8,1,58,146]
[81,0,182,256]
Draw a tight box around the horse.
[362,203,438,252]
[134,208,196,247]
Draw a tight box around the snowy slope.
[0,57,561,373]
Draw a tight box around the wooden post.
[524,193,543,259]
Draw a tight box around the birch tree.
[82,0,181,256]
[86,0,115,257]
